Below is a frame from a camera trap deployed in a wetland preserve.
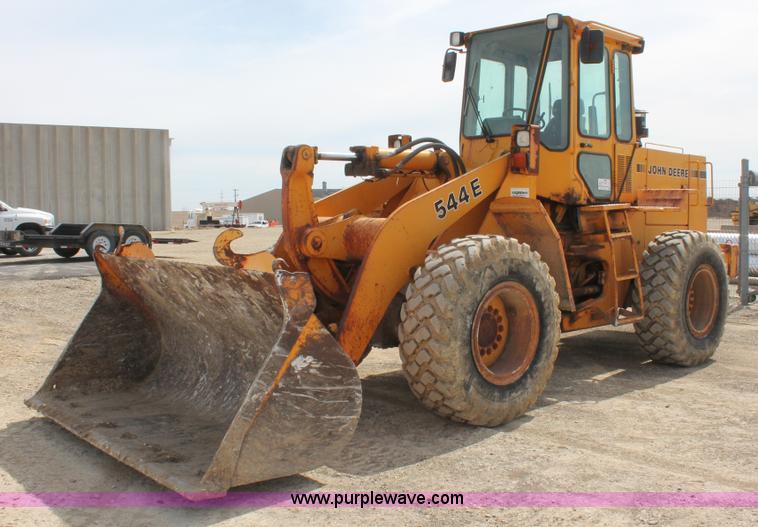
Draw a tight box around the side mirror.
[442,50,457,82]
[580,28,604,64]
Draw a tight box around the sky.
[1,0,756,209]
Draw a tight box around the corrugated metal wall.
[0,123,170,230]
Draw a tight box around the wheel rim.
[20,231,39,254]
[125,235,143,245]
[471,281,539,386]
[92,235,112,253]
[686,264,719,339]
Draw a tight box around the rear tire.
[85,231,116,258]
[1,248,17,256]
[16,229,43,257]
[398,235,561,426]
[633,230,728,366]
[54,247,80,258]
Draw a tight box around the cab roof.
[465,15,644,55]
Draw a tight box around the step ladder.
[601,207,644,325]
[581,204,644,326]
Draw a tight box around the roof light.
[449,31,465,47]
[546,13,563,31]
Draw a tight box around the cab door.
[611,50,636,202]
[576,47,614,201]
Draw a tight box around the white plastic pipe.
[707,232,758,276]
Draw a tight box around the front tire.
[634,230,728,366]
[398,235,561,426]
[16,229,42,257]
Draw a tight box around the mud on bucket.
[25,253,362,498]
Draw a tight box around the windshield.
[462,22,569,150]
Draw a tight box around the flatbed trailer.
[0,223,195,259]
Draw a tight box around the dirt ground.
[0,227,756,526]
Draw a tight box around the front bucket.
[26,253,362,498]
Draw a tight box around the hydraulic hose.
[393,143,466,179]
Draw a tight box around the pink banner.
[0,492,756,509]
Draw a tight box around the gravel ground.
[0,227,756,526]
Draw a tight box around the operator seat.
[541,99,563,148]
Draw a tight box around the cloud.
[0,0,754,206]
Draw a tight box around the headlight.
[515,130,531,148]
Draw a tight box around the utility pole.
[232,188,241,226]
[739,159,757,305]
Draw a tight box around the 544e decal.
[434,178,482,220]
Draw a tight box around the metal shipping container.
[0,122,170,231]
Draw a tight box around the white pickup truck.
[0,200,55,256]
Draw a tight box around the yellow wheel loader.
[27,14,734,498]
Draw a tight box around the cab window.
[463,22,569,150]
[578,49,610,138]
[476,59,506,123]
[614,52,633,142]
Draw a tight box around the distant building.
[241,183,340,222]
[199,201,235,218]
[0,122,170,230]
[170,210,190,230]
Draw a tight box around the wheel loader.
[27,14,733,498]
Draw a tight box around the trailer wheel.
[16,229,43,257]
[122,230,149,247]
[54,247,80,258]
[0,248,17,256]
[633,230,728,366]
[85,231,116,258]
[398,235,561,426]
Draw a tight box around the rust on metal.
[474,292,508,367]
[559,189,582,205]
[300,216,386,261]
[213,228,276,272]
[637,188,695,208]
[26,254,362,499]
[490,197,575,311]
[719,243,739,279]
[686,264,719,338]
[116,242,155,259]
[471,281,539,386]
[342,217,384,260]
[279,145,350,302]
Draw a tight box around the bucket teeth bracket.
[213,228,276,271]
